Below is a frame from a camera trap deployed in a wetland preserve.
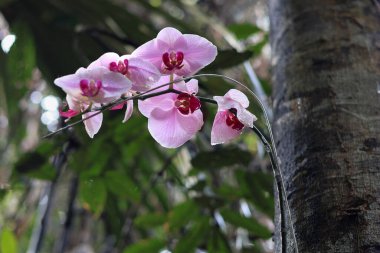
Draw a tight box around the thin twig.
[55,175,79,253]
[28,141,74,253]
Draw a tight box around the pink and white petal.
[66,95,81,111]
[225,89,249,108]
[77,66,108,81]
[131,40,164,70]
[211,111,242,145]
[126,57,161,91]
[83,111,103,138]
[148,108,194,148]
[88,52,120,69]
[157,27,183,47]
[177,110,203,134]
[182,34,217,75]
[236,106,257,128]
[75,67,87,74]
[101,71,132,98]
[54,73,82,95]
[185,79,199,94]
[138,95,175,117]
[213,95,237,111]
[174,60,193,76]
[173,35,188,52]
[122,100,134,123]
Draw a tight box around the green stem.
[169,74,174,89]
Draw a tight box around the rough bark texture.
[269,1,380,252]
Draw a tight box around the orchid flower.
[54,66,132,137]
[88,52,161,92]
[138,75,203,148]
[211,89,257,145]
[88,53,159,123]
[132,27,217,76]
[54,66,132,104]
[60,95,103,138]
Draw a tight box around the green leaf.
[123,238,166,253]
[208,228,231,253]
[193,195,225,209]
[174,217,210,253]
[191,147,252,170]
[168,200,199,231]
[204,49,253,71]
[219,209,271,238]
[215,184,245,201]
[248,34,269,55]
[228,23,262,40]
[79,178,107,216]
[0,228,17,253]
[104,170,141,202]
[134,213,167,229]
[235,170,274,217]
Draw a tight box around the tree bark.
[269,1,380,252]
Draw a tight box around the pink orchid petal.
[110,102,125,110]
[132,27,217,76]
[184,79,199,94]
[101,71,132,99]
[225,89,250,108]
[171,77,197,93]
[213,95,237,111]
[54,74,82,97]
[66,95,81,111]
[157,27,183,47]
[148,107,200,148]
[131,39,163,70]
[123,100,134,123]
[177,109,203,134]
[138,96,174,117]
[211,111,242,145]
[59,109,79,118]
[56,67,131,103]
[182,34,217,75]
[125,57,161,91]
[83,111,103,138]
[173,61,192,77]
[137,74,185,117]
[236,105,256,127]
[88,52,119,69]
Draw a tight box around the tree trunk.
[269,1,380,252]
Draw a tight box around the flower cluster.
[54,27,257,147]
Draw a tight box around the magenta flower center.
[174,93,201,115]
[80,79,102,97]
[162,51,184,71]
[109,59,129,75]
[226,108,244,130]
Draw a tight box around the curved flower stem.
[191,73,299,253]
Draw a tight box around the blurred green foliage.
[0,0,272,252]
